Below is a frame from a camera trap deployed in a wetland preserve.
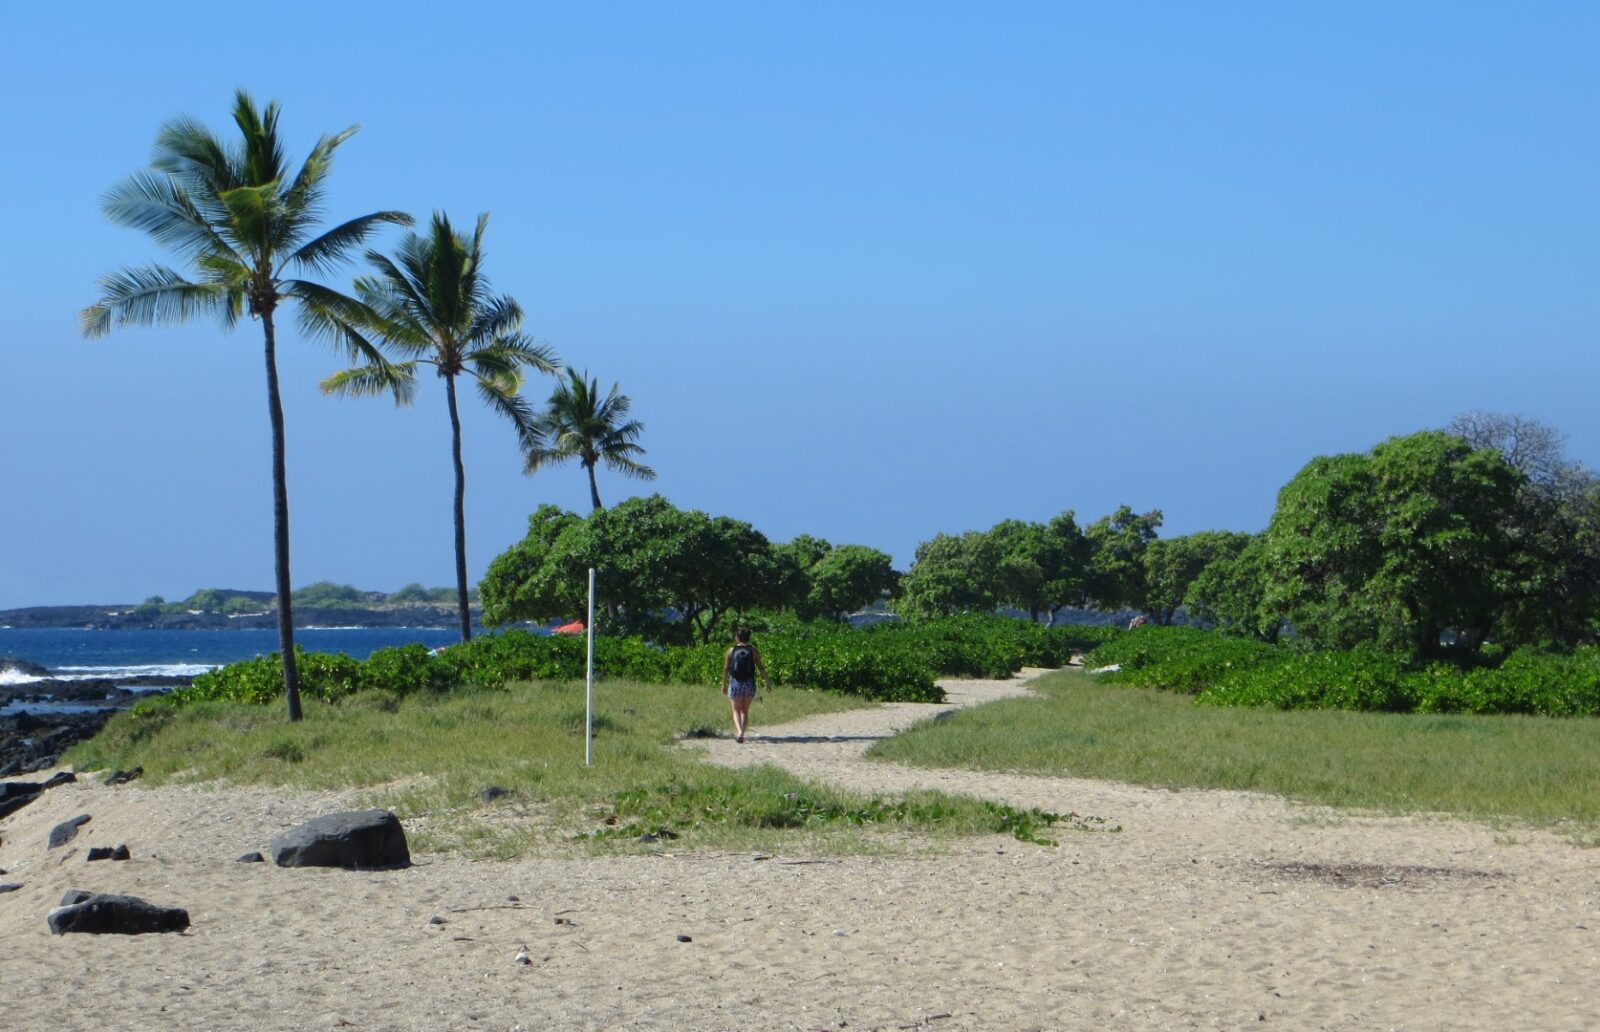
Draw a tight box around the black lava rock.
[48,893,189,935]
[269,809,410,870]
[480,786,511,804]
[59,889,93,906]
[0,883,22,894]
[236,851,265,863]
[86,844,131,862]
[47,814,91,849]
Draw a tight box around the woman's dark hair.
[735,626,752,643]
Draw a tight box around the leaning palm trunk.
[261,310,302,719]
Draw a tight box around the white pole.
[585,566,596,767]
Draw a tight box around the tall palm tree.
[523,370,655,511]
[318,213,559,641]
[81,91,411,721]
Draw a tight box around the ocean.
[0,627,466,687]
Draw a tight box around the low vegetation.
[1084,625,1600,717]
[160,615,1121,710]
[869,669,1600,830]
[67,678,1076,855]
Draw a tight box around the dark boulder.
[269,809,410,870]
[48,893,189,935]
[0,771,77,821]
[47,814,91,849]
[236,851,265,864]
[0,883,22,894]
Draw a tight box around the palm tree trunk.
[586,462,603,512]
[445,375,472,642]
[261,310,302,722]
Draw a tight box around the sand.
[1,670,1596,1031]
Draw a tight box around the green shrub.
[1084,626,1277,694]
[1198,649,1413,711]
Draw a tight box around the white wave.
[0,668,45,686]
[50,663,216,680]
[301,625,372,631]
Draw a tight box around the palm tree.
[523,370,655,511]
[81,91,411,721]
[318,213,559,641]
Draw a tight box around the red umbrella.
[552,620,585,635]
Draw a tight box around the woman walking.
[722,627,768,743]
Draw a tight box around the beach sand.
[2,670,1596,1031]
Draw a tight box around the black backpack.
[730,644,755,680]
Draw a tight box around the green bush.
[1084,626,1278,694]
[1197,649,1414,711]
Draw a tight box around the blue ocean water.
[0,627,467,683]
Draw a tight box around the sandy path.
[1,670,1597,1031]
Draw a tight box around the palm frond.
[80,265,229,338]
[602,452,658,480]
[475,376,539,443]
[319,361,419,406]
[101,170,238,262]
[152,116,237,202]
[284,210,413,276]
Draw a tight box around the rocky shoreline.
[0,670,193,777]
[0,603,478,630]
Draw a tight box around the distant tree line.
[894,414,1599,663]
[133,582,476,616]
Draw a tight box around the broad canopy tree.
[480,496,800,644]
[81,90,411,721]
[1261,431,1527,660]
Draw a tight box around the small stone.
[47,814,91,849]
[514,949,531,965]
[0,883,22,894]
[428,915,447,925]
[506,895,520,902]
[676,934,692,943]
[480,786,511,804]
[86,844,131,862]
[236,852,265,863]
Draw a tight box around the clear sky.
[2,2,1596,608]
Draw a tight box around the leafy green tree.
[1139,530,1252,625]
[523,369,654,511]
[803,545,897,620]
[222,596,267,615]
[81,91,411,721]
[1084,506,1163,612]
[478,504,587,626]
[387,583,433,603]
[1448,412,1600,647]
[895,531,1003,619]
[480,496,799,643]
[778,534,834,574]
[1183,533,1279,641]
[291,581,364,607]
[1262,431,1525,659]
[183,588,231,613]
[319,213,558,642]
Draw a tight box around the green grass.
[65,678,1076,856]
[868,669,1600,832]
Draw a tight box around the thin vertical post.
[585,566,596,766]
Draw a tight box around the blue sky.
[2,2,1597,608]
